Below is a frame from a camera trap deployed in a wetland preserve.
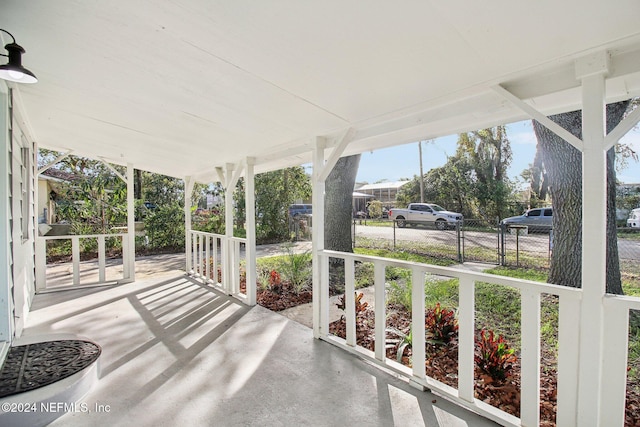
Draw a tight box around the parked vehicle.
[389,203,462,230]
[627,208,640,228]
[288,204,312,218]
[501,207,552,232]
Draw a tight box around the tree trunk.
[134,169,142,200]
[324,154,361,252]
[532,101,628,294]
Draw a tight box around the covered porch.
[20,270,494,426]
[2,1,640,426]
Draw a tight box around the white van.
[627,208,640,228]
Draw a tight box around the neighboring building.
[354,181,409,207]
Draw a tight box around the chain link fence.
[498,224,552,269]
[298,216,639,286]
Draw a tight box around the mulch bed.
[256,283,313,311]
[327,304,640,427]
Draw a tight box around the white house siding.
[9,88,36,337]
[0,84,36,345]
[0,83,13,357]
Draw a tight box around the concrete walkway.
[21,274,497,427]
[279,261,492,329]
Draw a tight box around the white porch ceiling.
[2,1,640,182]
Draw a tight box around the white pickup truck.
[389,203,463,229]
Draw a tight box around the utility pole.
[418,141,424,202]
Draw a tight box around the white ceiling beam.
[319,128,355,182]
[492,84,584,152]
[215,167,226,186]
[98,157,127,183]
[37,150,73,175]
[228,160,245,190]
[604,105,640,151]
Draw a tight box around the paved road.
[354,224,640,260]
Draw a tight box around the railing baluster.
[411,267,426,382]
[121,234,129,282]
[521,288,541,426]
[213,236,219,284]
[197,234,203,276]
[234,239,240,295]
[72,236,80,285]
[35,238,46,291]
[205,235,211,282]
[345,258,356,347]
[600,299,630,426]
[320,254,330,336]
[191,231,197,274]
[458,275,475,402]
[556,293,581,427]
[98,235,106,283]
[221,236,229,293]
[374,262,386,361]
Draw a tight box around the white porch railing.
[187,230,249,300]
[35,233,130,291]
[317,249,589,427]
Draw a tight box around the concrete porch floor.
[21,272,497,426]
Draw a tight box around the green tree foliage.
[145,204,185,251]
[397,127,519,220]
[41,149,311,248]
[367,200,383,219]
[457,126,515,221]
[40,150,129,232]
[253,167,312,243]
[39,150,198,253]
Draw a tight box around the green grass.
[618,230,640,240]
[354,247,456,266]
[484,266,548,282]
[355,219,394,227]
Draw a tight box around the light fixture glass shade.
[0,42,37,84]
[0,65,38,83]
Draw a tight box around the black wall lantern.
[0,29,37,84]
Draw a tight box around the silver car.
[501,207,552,233]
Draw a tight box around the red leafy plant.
[475,328,517,382]
[425,303,458,344]
[268,270,282,293]
[269,270,281,286]
[336,292,369,316]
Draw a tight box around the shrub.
[257,268,271,290]
[145,204,185,251]
[278,244,311,294]
[425,303,458,344]
[386,328,412,363]
[475,328,517,381]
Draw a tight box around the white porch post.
[184,176,194,273]
[223,163,234,294]
[245,157,256,305]
[312,137,326,339]
[575,52,608,426]
[125,163,135,282]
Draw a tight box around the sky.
[355,120,640,187]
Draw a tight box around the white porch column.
[245,158,256,305]
[576,52,608,426]
[125,163,136,282]
[223,163,234,294]
[312,137,326,339]
[184,176,194,273]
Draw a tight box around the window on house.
[21,145,31,241]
